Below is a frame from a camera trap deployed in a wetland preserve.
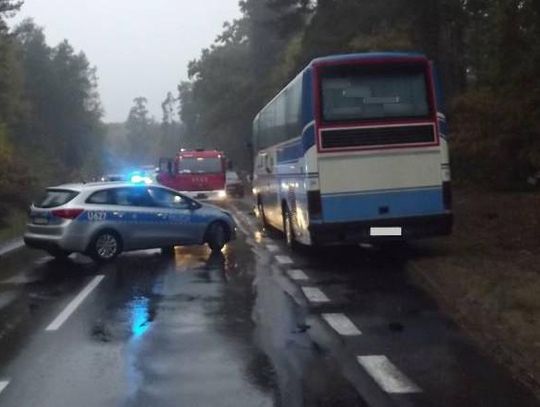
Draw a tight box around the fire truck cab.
[157,149,227,200]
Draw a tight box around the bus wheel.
[283,208,297,249]
[257,199,268,228]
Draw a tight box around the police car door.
[112,187,168,250]
[147,187,198,246]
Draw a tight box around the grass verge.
[0,208,27,243]
[408,187,540,398]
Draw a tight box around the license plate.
[370,227,402,236]
[33,217,49,225]
[196,193,208,199]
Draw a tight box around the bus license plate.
[370,227,402,236]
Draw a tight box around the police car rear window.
[35,189,79,208]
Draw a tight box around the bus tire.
[257,198,268,228]
[283,206,298,250]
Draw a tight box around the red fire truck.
[157,149,227,200]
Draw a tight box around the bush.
[451,89,540,189]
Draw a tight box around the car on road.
[24,182,236,262]
[225,171,244,198]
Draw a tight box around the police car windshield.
[178,157,222,174]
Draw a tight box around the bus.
[252,52,452,247]
[157,149,227,200]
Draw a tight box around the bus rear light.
[442,181,452,210]
[307,190,322,219]
[52,208,84,220]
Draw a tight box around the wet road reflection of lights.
[130,296,150,338]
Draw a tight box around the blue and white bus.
[252,52,452,247]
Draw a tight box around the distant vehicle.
[24,182,236,262]
[225,171,244,198]
[157,149,227,200]
[100,174,126,182]
[252,52,452,247]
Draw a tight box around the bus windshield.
[178,157,222,174]
[321,65,430,122]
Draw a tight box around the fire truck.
[157,149,227,200]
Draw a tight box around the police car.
[24,182,236,262]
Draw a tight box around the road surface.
[0,200,537,406]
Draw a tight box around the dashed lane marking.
[0,381,9,395]
[45,275,105,331]
[287,269,309,281]
[357,355,422,394]
[301,287,330,303]
[275,255,293,265]
[322,313,362,336]
[266,244,280,253]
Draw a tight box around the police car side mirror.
[189,200,202,210]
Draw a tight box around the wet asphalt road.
[0,200,538,407]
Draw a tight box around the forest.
[1,0,540,229]
[177,0,540,186]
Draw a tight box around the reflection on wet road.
[0,201,538,406]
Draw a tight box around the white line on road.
[0,381,9,395]
[322,313,362,336]
[301,287,330,303]
[287,269,309,281]
[266,244,280,253]
[357,355,422,394]
[45,275,105,331]
[0,238,24,257]
[275,255,293,265]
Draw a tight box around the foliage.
[176,0,540,188]
[0,15,105,227]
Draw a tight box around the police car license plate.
[33,217,49,225]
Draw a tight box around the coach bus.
[252,52,452,247]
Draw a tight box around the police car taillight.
[52,208,84,219]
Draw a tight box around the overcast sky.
[10,0,241,123]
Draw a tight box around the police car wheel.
[90,231,122,262]
[207,222,227,252]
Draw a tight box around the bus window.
[321,65,430,122]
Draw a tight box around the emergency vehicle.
[157,149,227,200]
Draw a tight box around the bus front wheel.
[283,207,298,250]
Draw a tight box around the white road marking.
[301,287,330,303]
[45,275,105,331]
[266,244,280,253]
[287,269,309,281]
[0,238,24,257]
[322,313,362,336]
[357,355,422,394]
[275,255,293,265]
[0,381,9,395]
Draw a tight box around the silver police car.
[24,182,236,262]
